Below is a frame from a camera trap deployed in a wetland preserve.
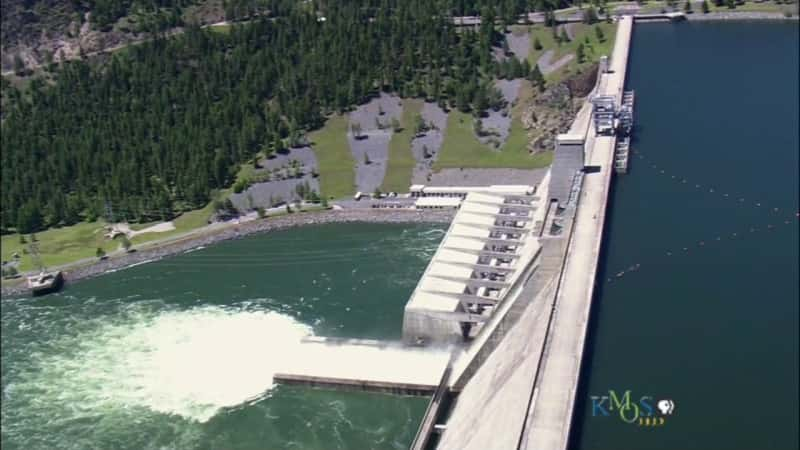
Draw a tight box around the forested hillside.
[1,0,572,234]
[1,0,295,73]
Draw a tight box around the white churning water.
[4,304,446,427]
[11,306,313,423]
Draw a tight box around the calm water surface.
[572,22,799,450]
[1,223,445,450]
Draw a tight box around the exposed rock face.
[2,0,81,52]
[1,1,227,74]
[2,9,139,74]
[522,68,597,153]
[536,82,573,109]
[566,63,598,98]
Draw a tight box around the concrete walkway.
[520,16,632,450]
[436,278,558,450]
[274,337,450,394]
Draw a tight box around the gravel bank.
[229,146,319,210]
[349,93,403,131]
[478,79,521,149]
[261,146,318,171]
[538,50,575,75]
[230,177,320,211]
[492,46,508,63]
[347,93,404,193]
[565,23,579,41]
[1,209,454,298]
[505,31,531,62]
[411,102,450,184]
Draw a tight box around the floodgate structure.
[275,15,635,450]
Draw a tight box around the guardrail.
[409,362,454,450]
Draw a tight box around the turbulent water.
[1,223,445,450]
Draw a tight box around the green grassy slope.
[381,99,423,192]
[308,114,356,199]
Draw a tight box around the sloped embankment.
[347,93,403,193]
[410,102,450,184]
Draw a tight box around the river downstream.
[1,223,445,450]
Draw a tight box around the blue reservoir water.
[572,21,799,450]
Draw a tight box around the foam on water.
[4,305,314,428]
[1,224,447,448]
[3,302,448,439]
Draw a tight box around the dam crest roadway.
[274,15,634,450]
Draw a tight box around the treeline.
[1,0,573,234]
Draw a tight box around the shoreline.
[0,209,455,298]
[631,12,797,22]
[687,11,797,21]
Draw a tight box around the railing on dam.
[409,362,454,450]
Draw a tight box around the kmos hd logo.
[589,390,675,427]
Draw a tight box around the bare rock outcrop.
[521,69,596,153]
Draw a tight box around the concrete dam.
[275,16,634,450]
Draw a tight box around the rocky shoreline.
[1,209,455,298]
